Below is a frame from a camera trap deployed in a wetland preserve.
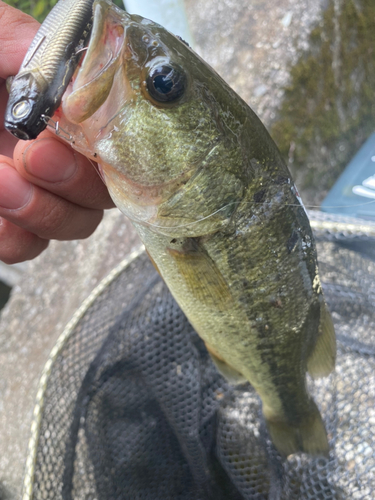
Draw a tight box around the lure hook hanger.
[41,114,75,144]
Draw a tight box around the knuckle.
[36,202,71,239]
[35,201,103,241]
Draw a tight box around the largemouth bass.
[10,0,336,457]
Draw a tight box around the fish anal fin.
[265,401,329,457]
[205,342,247,385]
[167,239,234,311]
[307,301,336,379]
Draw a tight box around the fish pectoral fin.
[307,301,336,379]
[265,401,329,457]
[205,342,247,385]
[167,239,234,311]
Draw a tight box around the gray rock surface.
[0,0,328,497]
[185,0,325,124]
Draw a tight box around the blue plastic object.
[321,133,375,220]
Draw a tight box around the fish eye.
[146,64,186,103]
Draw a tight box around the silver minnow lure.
[5,0,95,140]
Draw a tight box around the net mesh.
[23,211,375,500]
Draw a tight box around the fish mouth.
[62,0,129,124]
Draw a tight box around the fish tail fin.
[266,401,329,457]
[307,300,336,378]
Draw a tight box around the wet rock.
[185,0,325,124]
[270,0,375,205]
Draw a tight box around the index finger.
[0,1,39,79]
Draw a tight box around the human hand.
[0,1,114,264]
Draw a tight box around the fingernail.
[0,165,33,210]
[24,138,78,182]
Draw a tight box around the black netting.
[25,212,375,500]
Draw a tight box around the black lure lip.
[3,120,35,141]
[5,0,95,141]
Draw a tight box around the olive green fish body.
[55,0,335,456]
[133,166,329,456]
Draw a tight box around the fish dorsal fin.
[307,300,336,379]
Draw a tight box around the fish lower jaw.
[106,187,183,235]
[104,181,199,236]
[108,189,158,225]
